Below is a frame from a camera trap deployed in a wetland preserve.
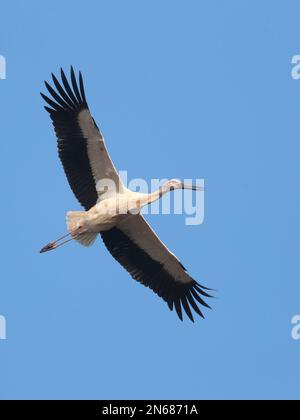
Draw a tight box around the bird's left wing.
[41,67,124,210]
[101,215,212,322]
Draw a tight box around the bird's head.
[164,179,204,192]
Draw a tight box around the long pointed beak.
[182,183,204,191]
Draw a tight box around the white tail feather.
[66,211,97,247]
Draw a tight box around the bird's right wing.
[101,215,212,322]
[41,67,124,210]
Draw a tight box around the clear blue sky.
[0,0,299,400]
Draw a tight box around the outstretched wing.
[101,215,212,322]
[41,67,124,210]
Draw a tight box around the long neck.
[146,185,170,206]
[130,184,174,211]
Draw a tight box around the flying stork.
[40,67,212,322]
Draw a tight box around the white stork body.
[40,67,212,322]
